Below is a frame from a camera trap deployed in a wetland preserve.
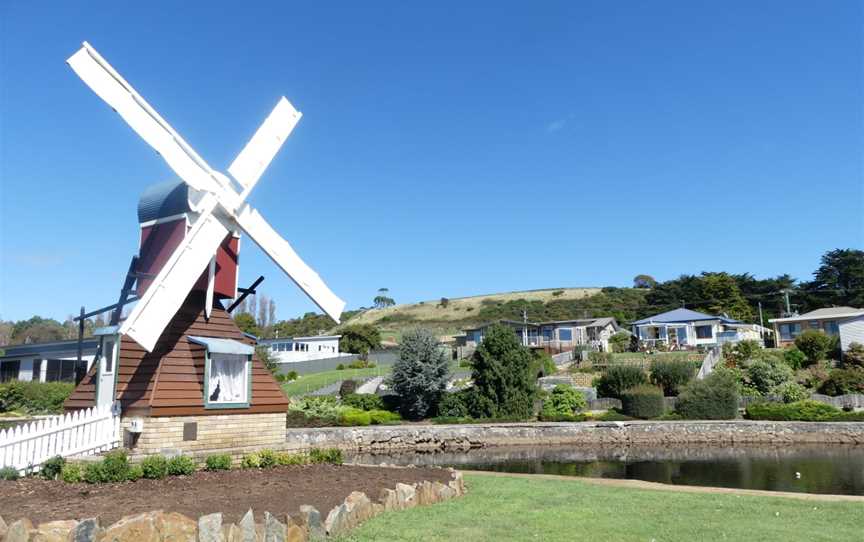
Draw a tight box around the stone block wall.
[122,413,285,458]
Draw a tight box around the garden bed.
[1,464,453,524]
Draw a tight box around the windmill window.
[208,353,249,405]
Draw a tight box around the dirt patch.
[1,464,453,524]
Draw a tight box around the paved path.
[462,470,864,502]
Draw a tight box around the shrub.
[744,356,793,395]
[774,381,809,403]
[83,462,105,484]
[675,372,739,420]
[338,407,371,426]
[286,371,299,381]
[608,332,630,353]
[0,466,19,480]
[167,455,196,476]
[336,364,346,371]
[369,409,402,424]
[257,449,278,469]
[127,464,144,481]
[348,360,376,369]
[99,449,131,482]
[541,385,587,417]
[241,452,261,469]
[60,463,83,483]
[843,342,864,369]
[469,324,537,419]
[783,347,807,370]
[795,330,834,364]
[40,455,65,480]
[723,340,762,367]
[796,362,831,390]
[587,351,613,366]
[595,365,647,399]
[140,455,168,479]
[649,361,695,396]
[341,393,385,411]
[620,385,664,419]
[205,453,232,471]
[746,400,846,421]
[0,381,75,414]
[437,391,470,418]
[591,410,635,422]
[289,395,341,421]
[276,451,309,466]
[309,448,343,464]
[391,328,451,419]
[819,368,864,396]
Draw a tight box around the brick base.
[122,413,285,458]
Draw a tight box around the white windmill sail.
[68,42,345,352]
[235,204,346,322]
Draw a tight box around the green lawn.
[341,474,864,542]
[280,367,391,397]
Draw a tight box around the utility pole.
[521,309,528,347]
[758,302,764,340]
[781,289,793,316]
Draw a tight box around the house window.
[695,325,713,339]
[206,353,249,406]
[779,323,802,341]
[0,361,20,382]
[32,360,42,381]
[824,321,839,336]
[809,321,821,331]
[103,340,115,374]
[542,327,553,340]
[559,328,573,341]
[44,359,88,383]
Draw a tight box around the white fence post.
[0,402,121,474]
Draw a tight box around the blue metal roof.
[137,180,191,223]
[188,336,254,355]
[632,308,741,325]
[1,339,99,359]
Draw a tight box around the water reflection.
[348,444,864,495]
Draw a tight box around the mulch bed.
[1,464,454,524]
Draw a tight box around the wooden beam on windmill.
[111,256,139,326]
[227,275,265,314]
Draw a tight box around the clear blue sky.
[1,1,862,323]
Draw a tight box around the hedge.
[595,365,647,399]
[0,381,75,414]
[620,385,664,419]
[745,400,864,422]
[675,372,739,420]
[649,360,696,396]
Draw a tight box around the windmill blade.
[67,43,226,195]
[234,205,345,323]
[228,97,302,197]
[120,195,229,351]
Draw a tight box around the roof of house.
[631,308,740,326]
[1,338,100,359]
[259,335,342,343]
[464,317,618,332]
[768,306,864,323]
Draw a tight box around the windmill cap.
[137,179,191,223]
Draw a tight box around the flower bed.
[0,464,465,540]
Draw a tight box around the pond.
[348,444,864,496]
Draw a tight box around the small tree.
[339,324,382,359]
[633,274,657,289]
[608,331,630,353]
[468,323,537,419]
[439,297,450,308]
[844,342,864,369]
[234,312,260,336]
[390,328,450,419]
[794,330,833,365]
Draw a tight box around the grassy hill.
[340,287,648,342]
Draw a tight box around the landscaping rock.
[433,481,457,500]
[263,512,286,542]
[102,512,160,542]
[238,510,256,542]
[0,515,7,540]
[31,519,77,542]
[198,513,223,542]
[223,523,242,542]
[5,518,33,542]
[395,482,417,509]
[323,503,349,536]
[156,512,197,541]
[68,518,102,542]
[297,505,324,540]
[285,523,307,542]
[378,488,400,511]
[416,481,437,505]
[449,471,465,495]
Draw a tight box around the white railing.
[0,402,120,474]
[696,347,723,380]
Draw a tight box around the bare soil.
[1,465,454,524]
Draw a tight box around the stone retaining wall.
[0,471,466,541]
[284,421,864,452]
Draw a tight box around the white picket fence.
[0,402,121,474]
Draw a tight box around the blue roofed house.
[631,308,769,350]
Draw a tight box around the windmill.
[67,42,346,353]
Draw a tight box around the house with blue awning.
[631,308,768,350]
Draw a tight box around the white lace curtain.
[209,354,247,403]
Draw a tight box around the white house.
[839,314,864,354]
[457,317,620,355]
[258,335,350,364]
[770,306,864,348]
[0,339,98,383]
[631,308,769,350]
